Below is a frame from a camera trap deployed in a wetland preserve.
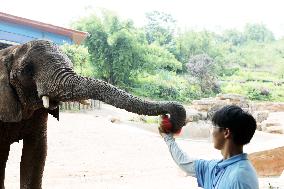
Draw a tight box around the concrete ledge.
[249,146,284,176]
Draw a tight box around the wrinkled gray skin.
[0,40,186,189]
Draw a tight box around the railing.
[59,100,101,111]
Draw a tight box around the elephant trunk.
[55,74,186,131]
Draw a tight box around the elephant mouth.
[49,100,60,110]
[41,96,60,110]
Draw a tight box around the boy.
[159,105,259,189]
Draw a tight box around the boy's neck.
[221,141,243,159]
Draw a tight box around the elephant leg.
[0,142,10,189]
[20,112,48,189]
[20,133,47,189]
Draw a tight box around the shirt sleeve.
[164,134,196,177]
[194,159,211,188]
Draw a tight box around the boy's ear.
[223,128,231,139]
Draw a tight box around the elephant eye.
[22,64,34,77]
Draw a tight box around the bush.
[131,71,202,102]
[246,87,272,101]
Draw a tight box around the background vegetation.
[61,10,284,103]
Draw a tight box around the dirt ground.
[4,104,284,189]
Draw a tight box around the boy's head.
[211,105,257,145]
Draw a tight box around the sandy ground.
[4,104,284,189]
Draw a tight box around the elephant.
[0,40,186,189]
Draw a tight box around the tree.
[244,23,275,43]
[60,44,93,77]
[143,44,182,73]
[72,10,148,88]
[175,30,226,73]
[144,11,177,51]
[221,29,246,46]
[176,31,211,62]
[187,54,220,94]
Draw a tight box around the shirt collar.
[216,153,248,169]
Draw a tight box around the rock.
[256,123,262,131]
[265,126,283,134]
[261,119,282,132]
[264,120,282,127]
[260,123,267,131]
[192,94,250,118]
[216,93,247,102]
[185,109,202,123]
[199,111,208,120]
[139,115,147,122]
[192,98,227,111]
[109,116,121,123]
[251,102,284,112]
[260,88,270,96]
[182,121,211,139]
[249,146,284,176]
[253,111,269,123]
[207,104,226,120]
[206,102,249,120]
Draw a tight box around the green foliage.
[220,24,275,46]
[144,11,176,47]
[72,10,147,87]
[132,71,201,102]
[220,29,246,46]
[244,23,275,43]
[222,67,240,77]
[224,70,281,82]
[221,79,284,102]
[69,9,284,102]
[60,44,94,77]
[175,30,214,63]
[144,44,182,72]
[246,87,272,101]
[175,30,227,73]
[224,41,284,76]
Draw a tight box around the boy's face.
[210,126,226,150]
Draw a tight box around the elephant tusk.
[42,96,50,108]
[79,100,90,106]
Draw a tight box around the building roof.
[0,12,88,44]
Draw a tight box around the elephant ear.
[0,54,22,122]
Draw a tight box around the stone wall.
[188,93,250,123]
[187,93,284,134]
[191,93,249,113]
[251,102,284,112]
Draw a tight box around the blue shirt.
[164,134,259,189]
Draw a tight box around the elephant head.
[0,40,186,132]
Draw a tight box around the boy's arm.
[163,134,196,177]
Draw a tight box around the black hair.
[211,105,256,145]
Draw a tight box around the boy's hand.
[159,115,173,137]
[160,115,172,133]
[158,126,167,138]
[159,114,182,136]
